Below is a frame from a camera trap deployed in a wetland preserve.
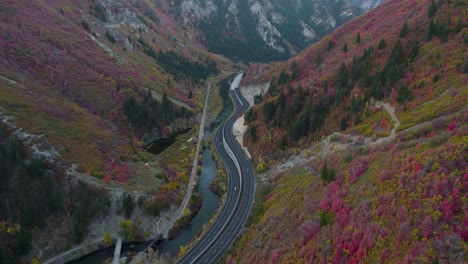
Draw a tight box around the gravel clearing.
[232,81,270,159]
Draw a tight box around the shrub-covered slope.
[229,0,467,263]
[243,0,466,159]
[0,0,225,261]
[0,0,223,176]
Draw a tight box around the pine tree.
[81,21,90,31]
[291,60,300,80]
[342,42,348,53]
[455,18,462,33]
[408,41,420,62]
[105,31,116,43]
[428,0,437,18]
[378,38,386,49]
[277,70,289,85]
[340,117,347,131]
[249,125,258,142]
[316,54,322,65]
[399,22,409,38]
[356,32,361,44]
[123,194,134,218]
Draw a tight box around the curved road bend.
[178,77,255,264]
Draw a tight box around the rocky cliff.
[178,0,363,62]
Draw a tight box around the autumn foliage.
[229,0,467,263]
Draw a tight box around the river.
[70,75,235,263]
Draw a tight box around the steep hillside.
[242,0,466,158]
[229,0,467,262]
[0,0,226,262]
[0,0,225,176]
[178,0,363,62]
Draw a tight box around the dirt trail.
[265,101,401,179]
[160,80,212,237]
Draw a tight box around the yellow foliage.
[256,157,269,173]
[30,258,41,264]
[182,208,191,218]
[103,232,113,247]
[0,221,21,234]
[179,245,187,256]
[119,220,136,240]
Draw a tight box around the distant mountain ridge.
[178,0,365,62]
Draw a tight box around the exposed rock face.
[178,0,364,62]
[180,0,218,21]
[348,0,385,10]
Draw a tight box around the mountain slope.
[0,0,227,261]
[228,0,467,262]
[178,0,363,62]
[0,0,223,177]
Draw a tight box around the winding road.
[177,74,255,264]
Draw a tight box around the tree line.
[123,89,193,134]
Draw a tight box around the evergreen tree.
[290,60,300,80]
[397,84,413,103]
[428,0,437,18]
[277,91,286,110]
[280,137,287,150]
[254,94,263,105]
[378,38,386,49]
[356,32,361,44]
[123,194,134,218]
[161,93,173,121]
[382,39,405,87]
[336,62,349,103]
[316,54,322,65]
[105,31,116,43]
[262,101,276,123]
[340,117,347,131]
[408,41,420,62]
[399,22,409,38]
[277,70,289,85]
[342,42,348,53]
[321,163,336,184]
[269,81,278,96]
[455,18,462,33]
[249,125,258,142]
[245,108,256,123]
[292,89,304,115]
[81,21,90,31]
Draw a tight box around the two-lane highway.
[178,74,255,264]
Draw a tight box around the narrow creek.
[70,76,234,263]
